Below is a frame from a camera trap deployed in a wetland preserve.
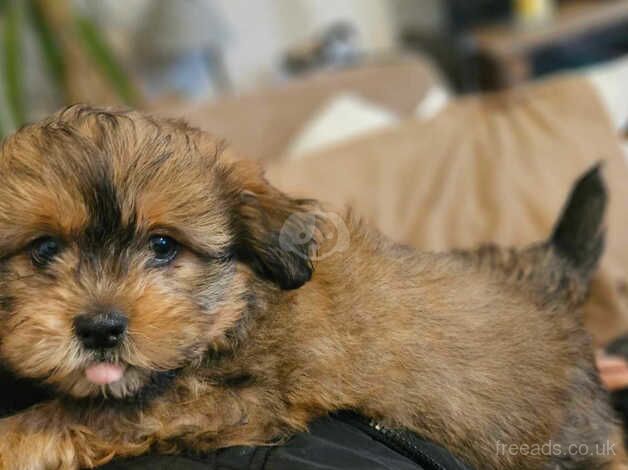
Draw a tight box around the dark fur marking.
[214,161,316,291]
[230,205,315,290]
[0,262,15,312]
[551,163,606,277]
[214,372,256,388]
[78,167,137,275]
[0,294,16,312]
[234,237,313,290]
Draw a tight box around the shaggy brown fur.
[0,105,624,470]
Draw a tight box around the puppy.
[0,105,623,470]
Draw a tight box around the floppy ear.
[219,159,319,290]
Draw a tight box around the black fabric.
[98,414,474,470]
[0,365,52,418]
[611,388,628,446]
[334,412,472,470]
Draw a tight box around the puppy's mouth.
[72,359,137,398]
[84,362,126,386]
[63,360,177,403]
[52,341,198,402]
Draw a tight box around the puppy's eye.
[31,237,61,267]
[149,235,178,265]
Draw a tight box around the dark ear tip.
[262,248,314,290]
[277,265,313,290]
[234,243,314,290]
[577,162,605,194]
[551,162,607,274]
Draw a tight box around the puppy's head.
[0,105,318,400]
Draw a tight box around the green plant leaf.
[26,0,68,102]
[0,110,5,139]
[74,14,138,105]
[3,0,26,126]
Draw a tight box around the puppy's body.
[0,106,622,469]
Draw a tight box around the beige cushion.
[155,54,443,162]
[284,93,399,160]
[267,75,628,346]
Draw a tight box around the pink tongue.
[85,363,125,385]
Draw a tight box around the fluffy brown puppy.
[0,105,624,470]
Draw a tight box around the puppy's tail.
[463,164,607,305]
[549,163,607,282]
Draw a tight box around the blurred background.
[1,0,627,138]
[3,0,628,415]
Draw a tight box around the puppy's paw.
[0,416,79,470]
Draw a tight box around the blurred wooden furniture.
[470,0,628,87]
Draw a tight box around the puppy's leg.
[0,401,131,470]
[0,381,289,470]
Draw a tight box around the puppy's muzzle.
[74,311,127,350]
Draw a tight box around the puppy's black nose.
[74,312,127,350]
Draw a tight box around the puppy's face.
[0,106,316,400]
